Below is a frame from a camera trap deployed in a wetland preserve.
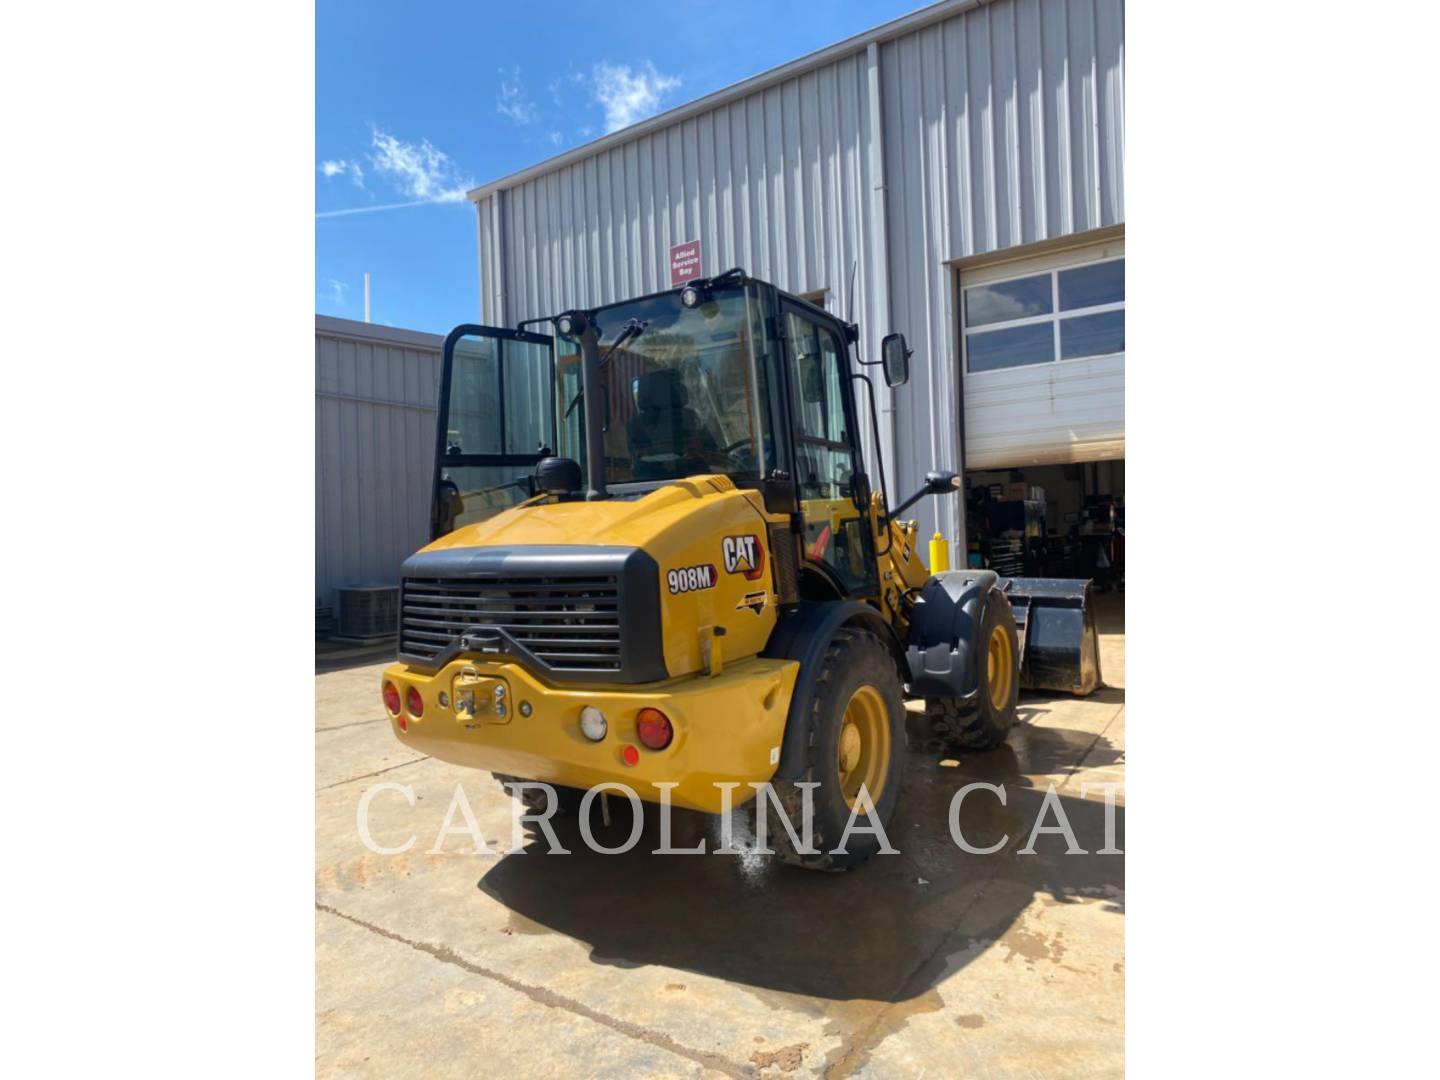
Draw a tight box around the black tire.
[757,627,908,872]
[925,590,1019,750]
[493,774,585,816]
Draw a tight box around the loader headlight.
[579,705,608,741]
[554,311,587,339]
[679,284,705,309]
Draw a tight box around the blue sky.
[317,0,927,333]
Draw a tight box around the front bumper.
[380,655,798,813]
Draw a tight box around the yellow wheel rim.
[987,623,1014,711]
[836,684,890,811]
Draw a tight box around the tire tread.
[764,627,903,872]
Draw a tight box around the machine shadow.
[477,732,1124,1003]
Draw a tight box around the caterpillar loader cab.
[384,269,1100,870]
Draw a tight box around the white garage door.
[959,236,1125,470]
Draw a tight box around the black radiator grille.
[400,575,623,671]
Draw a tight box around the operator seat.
[626,369,717,478]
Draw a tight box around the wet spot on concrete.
[956,1013,985,1028]
[1001,924,1068,968]
[750,1042,807,1073]
[819,991,945,1076]
[473,754,1121,1002]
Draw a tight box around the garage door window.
[963,257,1124,373]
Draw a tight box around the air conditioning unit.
[336,585,399,642]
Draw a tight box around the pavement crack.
[316,756,429,791]
[315,717,390,734]
[316,903,751,1078]
[822,1002,892,1080]
[1057,702,1126,795]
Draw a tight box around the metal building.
[315,316,442,611]
[469,0,1124,544]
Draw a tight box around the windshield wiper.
[601,318,648,365]
[563,318,648,419]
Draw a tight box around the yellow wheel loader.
[382,270,1100,870]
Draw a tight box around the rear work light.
[579,705,607,742]
[405,686,424,719]
[383,682,402,715]
[635,708,673,750]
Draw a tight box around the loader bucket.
[1001,577,1103,697]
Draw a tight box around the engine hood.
[405,473,784,683]
[424,474,762,555]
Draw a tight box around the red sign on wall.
[669,239,702,287]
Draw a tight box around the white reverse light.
[579,705,608,742]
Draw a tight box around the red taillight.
[636,708,673,750]
[406,686,424,719]
[397,713,408,732]
[621,744,640,767]
[383,682,402,715]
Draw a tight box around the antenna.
[846,261,858,323]
[363,273,371,323]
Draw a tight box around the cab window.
[784,309,873,594]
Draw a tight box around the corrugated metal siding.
[486,53,881,324]
[882,0,1125,539]
[480,48,897,491]
[475,0,1124,543]
[315,318,442,610]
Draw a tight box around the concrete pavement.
[315,606,1124,1078]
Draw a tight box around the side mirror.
[881,332,911,388]
[925,470,961,494]
[889,469,962,519]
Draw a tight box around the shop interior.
[963,460,1124,592]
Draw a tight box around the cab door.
[779,302,878,597]
[431,324,555,538]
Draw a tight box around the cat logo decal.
[722,534,765,581]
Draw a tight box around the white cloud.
[368,128,471,203]
[589,62,680,133]
[546,130,563,146]
[319,159,364,187]
[328,279,349,305]
[497,69,538,125]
